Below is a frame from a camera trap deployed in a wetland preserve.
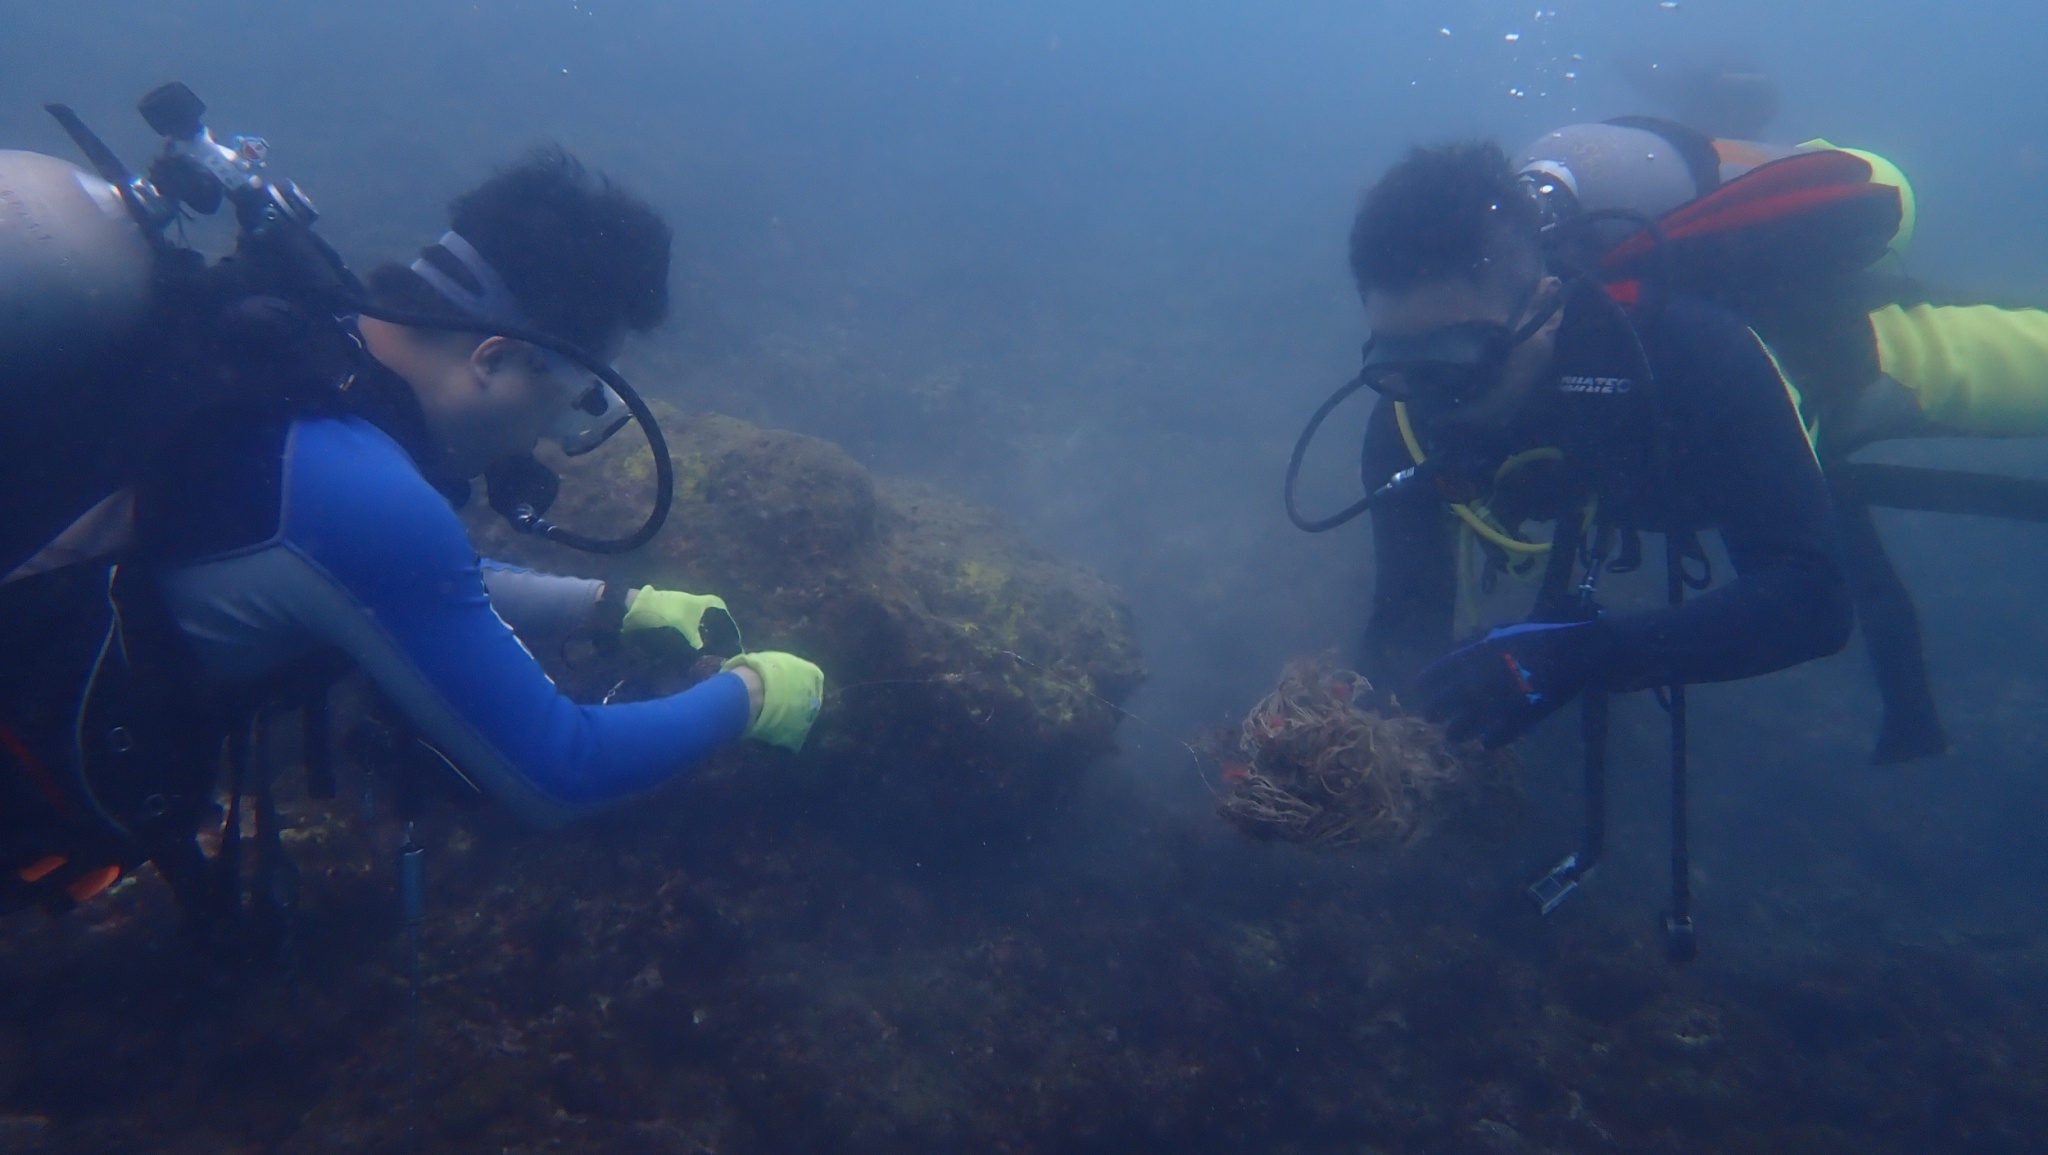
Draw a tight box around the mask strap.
[409,231,529,327]
[1509,283,1563,346]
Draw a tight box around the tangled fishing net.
[1203,655,1516,849]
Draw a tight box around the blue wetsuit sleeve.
[1596,304,1853,690]
[282,419,751,821]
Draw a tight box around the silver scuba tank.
[1514,123,1804,234]
[0,149,154,374]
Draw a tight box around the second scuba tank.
[0,150,154,374]
[0,149,161,578]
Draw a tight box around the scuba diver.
[0,88,824,927]
[1513,116,2048,764]
[1335,140,1850,744]
[1285,140,1852,955]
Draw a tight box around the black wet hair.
[1349,140,1541,299]
[367,146,672,353]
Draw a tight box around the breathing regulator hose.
[351,303,675,554]
[1283,370,1378,533]
[246,208,675,555]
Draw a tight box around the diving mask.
[1360,287,1561,407]
[539,353,631,456]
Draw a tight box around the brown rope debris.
[1205,655,1516,849]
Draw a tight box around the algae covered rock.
[465,402,1145,840]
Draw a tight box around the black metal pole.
[1581,691,1609,874]
[1663,536,1698,962]
[400,824,426,1150]
[1526,507,1607,915]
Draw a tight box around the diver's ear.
[468,334,547,389]
[469,334,518,378]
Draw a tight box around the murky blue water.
[7,2,2048,1150]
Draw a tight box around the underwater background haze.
[8,0,2048,1150]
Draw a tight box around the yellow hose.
[1393,402,1562,555]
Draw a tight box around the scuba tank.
[0,150,155,374]
[1514,119,1915,278]
[0,149,163,578]
[0,121,279,580]
[1515,121,1719,252]
[3,82,676,580]
[1515,120,1802,226]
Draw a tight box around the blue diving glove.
[1413,619,1612,747]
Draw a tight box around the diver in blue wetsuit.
[0,149,822,917]
[137,151,820,824]
[1346,142,1851,747]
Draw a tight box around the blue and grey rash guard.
[144,409,750,826]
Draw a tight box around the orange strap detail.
[17,855,68,883]
[65,864,122,903]
[0,721,74,818]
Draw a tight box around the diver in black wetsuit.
[1347,141,1852,747]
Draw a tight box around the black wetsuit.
[1361,286,1853,699]
[1745,273,2013,762]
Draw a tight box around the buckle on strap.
[1527,853,1590,915]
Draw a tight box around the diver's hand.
[721,652,825,752]
[621,586,742,652]
[1413,619,1611,747]
[732,664,766,723]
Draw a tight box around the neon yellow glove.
[621,587,741,651]
[721,652,825,752]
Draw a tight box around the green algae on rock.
[465,402,1146,840]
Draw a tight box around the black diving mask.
[1359,287,1561,407]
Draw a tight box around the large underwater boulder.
[465,402,1146,842]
